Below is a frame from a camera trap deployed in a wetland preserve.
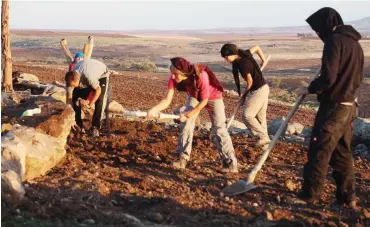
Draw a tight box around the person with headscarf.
[297,7,364,208]
[220,44,270,147]
[147,57,238,173]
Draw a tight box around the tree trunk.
[1,0,12,91]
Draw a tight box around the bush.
[300,80,309,87]
[272,78,282,88]
[133,60,157,72]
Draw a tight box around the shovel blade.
[221,180,257,196]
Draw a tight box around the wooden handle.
[60,38,73,64]
[245,69,321,184]
[83,36,94,59]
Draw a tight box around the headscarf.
[170,57,224,98]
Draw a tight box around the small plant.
[272,78,282,88]
[133,60,157,72]
[300,80,309,87]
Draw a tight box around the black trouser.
[302,102,357,203]
[72,77,108,129]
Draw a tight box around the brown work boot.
[172,158,187,169]
[221,159,238,173]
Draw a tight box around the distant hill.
[348,16,370,31]
[173,16,370,35]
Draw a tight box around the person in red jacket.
[147,57,238,173]
[297,7,364,209]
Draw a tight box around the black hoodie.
[306,7,364,103]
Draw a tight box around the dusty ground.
[2,65,370,226]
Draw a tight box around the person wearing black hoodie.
[297,7,364,208]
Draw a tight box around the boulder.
[353,118,370,142]
[108,100,125,113]
[17,73,39,82]
[354,144,370,160]
[1,105,74,205]
[268,117,287,136]
[2,125,69,181]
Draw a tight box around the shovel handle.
[123,110,180,119]
[245,69,321,184]
[246,94,306,183]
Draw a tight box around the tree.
[2,0,13,91]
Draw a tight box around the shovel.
[226,54,271,129]
[221,69,321,196]
[123,110,180,119]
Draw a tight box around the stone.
[1,93,16,106]
[339,221,349,227]
[173,106,186,115]
[300,128,312,138]
[1,170,25,205]
[285,180,297,191]
[286,122,304,135]
[2,126,68,181]
[108,100,125,114]
[285,196,307,205]
[264,211,273,221]
[362,208,370,219]
[147,212,163,223]
[224,89,239,97]
[109,70,119,76]
[353,118,370,141]
[354,144,369,160]
[18,73,39,82]
[82,219,95,225]
[1,106,74,205]
[285,135,305,144]
[268,117,287,136]
[328,221,338,227]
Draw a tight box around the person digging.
[65,58,110,137]
[147,57,238,173]
[297,7,364,209]
[220,44,270,148]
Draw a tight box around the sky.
[7,1,370,31]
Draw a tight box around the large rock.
[108,100,125,113]
[2,125,69,181]
[354,144,370,160]
[268,117,305,136]
[268,117,287,136]
[353,118,370,142]
[1,105,74,205]
[17,73,39,82]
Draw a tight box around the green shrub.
[272,78,282,88]
[133,60,157,72]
